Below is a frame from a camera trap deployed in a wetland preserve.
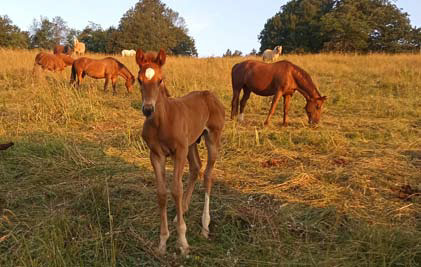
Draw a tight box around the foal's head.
[135,48,166,117]
[305,96,327,125]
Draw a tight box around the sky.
[2,0,421,57]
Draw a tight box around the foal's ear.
[136,49,145,66]
[155,48,166,66]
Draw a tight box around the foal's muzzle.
[142,104,155,117]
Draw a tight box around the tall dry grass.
[0,48,420,266]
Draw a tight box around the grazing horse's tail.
[70,63,76,84]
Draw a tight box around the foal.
[136,49,225,255]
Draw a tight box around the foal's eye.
[159,79,163,85]
[138,78,142,85]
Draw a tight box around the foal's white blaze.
[145,68,155,80]
[202,193,210,238]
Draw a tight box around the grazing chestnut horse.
[33,52,74,73]
[70,57,135,94]
[231,60,327,126]
[136,48,224,255]
[53,44,72,55]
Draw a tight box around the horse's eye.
[159,79,163,85]
[138,78,142,85]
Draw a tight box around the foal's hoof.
[179,245,190,256]
[201,229,209,239]
[156,245,166,256]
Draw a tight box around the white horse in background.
[122,49,136,56]
[73,37,86,56]
[262,45,283,62]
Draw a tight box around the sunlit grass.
[0,48,420,266]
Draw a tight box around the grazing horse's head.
[136,48,166,117]
[126,75,136,93]
[305,96,327,125]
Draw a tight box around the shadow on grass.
[0,133,420,266]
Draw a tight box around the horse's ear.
[136,49,145,66]
[156,48,166,66]
[319,96,327,102]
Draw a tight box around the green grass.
[0,49,420,266]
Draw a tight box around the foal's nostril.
[142,105,155,117]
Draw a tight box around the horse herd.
[13,46,328,255]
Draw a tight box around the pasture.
[0,49,420,266]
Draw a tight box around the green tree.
[259,0,419,53]
[118,0,197,55]
[79,22,108,53]
[0,15,29,48]
[259,0,336,54]
[30,16,69,49]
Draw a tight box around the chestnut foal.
[135,49,225,255]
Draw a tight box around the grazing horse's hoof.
[238,113,244,122]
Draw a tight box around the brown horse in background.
[53,45,72,55]
[70,57,135,94]
[136,48,225,255]
[33,52,74,73]
[231,60,327,126]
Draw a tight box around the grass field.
[0,49,420,266]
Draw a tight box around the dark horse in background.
[53,45,73,56]
[231,60,327,126]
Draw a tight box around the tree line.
[259,0,421,54]
[0,0,197,56]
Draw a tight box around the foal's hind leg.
[201,129,221,238]
[238,89,251,122]
[183,143,202,214]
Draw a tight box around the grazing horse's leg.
[183,143,202,214]
[104,75,110,92]
[111,77,117,95]
[264,91,282,126]
[172,147,189,255]
[283,94,291,126]
[150,152,169,255]
[201,129,221,238]
[230,87,241,120]
[239,89,251,122]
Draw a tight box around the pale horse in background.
[262,45,283,62]
[73,37,86,56]
[121,49,136,56]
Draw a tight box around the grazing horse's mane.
[287,61,321,99]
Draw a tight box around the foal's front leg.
[150,152,169,255]
[172,147,189,255]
